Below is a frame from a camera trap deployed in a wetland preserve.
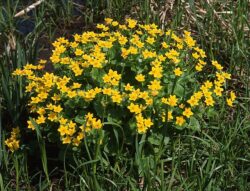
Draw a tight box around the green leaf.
[90,68,105,84]
[75,115,85,124]
[148,134,162,146]
[129,118,136,130]
[163,137,170,145]
[29,117,42,141]
[207,108,218,118]
[148,133,169,146]
[103,122,122,128]
[188,117,201,131]
[47,132,58,143]
[93,101,105,118]
[106,107,124,125]
[173,83,185,97]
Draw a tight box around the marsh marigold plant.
[12,18,236,147]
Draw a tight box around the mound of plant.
[9,18,236,151]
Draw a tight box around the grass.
[0,0,249,190]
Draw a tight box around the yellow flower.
[124,83,134,91]
[72,138,81,146]
[205,97,215,106]
[104,18,113,24]
[226,98,233,107]
[198,59,206,66]
[96,24,109,31]
[214,86,223,97]
[82,89,100,101]
[194,47,206,58]
[102,88,113,96]
[5,128,20,152]
[46,103,54,110]
[136,30,143,35]
[162,42,169,49]
[70,42,78,48]
[187,97,199,107]
[149,66,163,78]
[192,52,200,59]
[183,108,193,118]
[37,107,46,115]
[174,67,182,76]
[12,69,23,76]
[36,115,46,124]
[184,31,196,47]
[203,91,212,98]
[137,123,147,134]
[226,91,236,107]
[57,125,68,136]
[168,111,173,120]
[73,34,81,42]
[204,81,213,89]
[92,119,103,129]
[27,120,35,130]
[161,97,168,104]
[59,117,68,125]
[167,95,178,107]
[144,118,153,128]
[230,91,236,101]
[111,91,122,104]
[52,94,61,101]
[127,103,142,114]
[48,112,58,122]
[216,72,226,84]
[72,82,81,89]
[62,136,71,144]
[212,60,223,70]
[103,69,121,86]
[148,80,162,92]
[76,132,84,141]
[75,48,84,56]
[118,35,128,45]
[112,21,119,26]
[195,64,203,71]
[50,54,60,63]
[151,59,162,67]
[176,116,185,126]
[38,92,48,99]
[53,105,63,113]
[70,63,83,76]
[135,74,145,82]
[179,104,185,109]
[128,46,138,54]
[119,24,128,30]
[82,113,103,131]
[142,50,157,59]
[126,18,137,28]
[165,49,180,59]
[121,48,129,58]
[136,114,153,133]
[146,37,155,44]
[67,91,77,98]
[222,72,231,79]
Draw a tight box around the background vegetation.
[0,0,249,190]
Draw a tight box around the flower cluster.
[5,127,20,152]
[13,18,236,146]
[227,91,236,107]
[57,113,102,146]
[103,69,121,86]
